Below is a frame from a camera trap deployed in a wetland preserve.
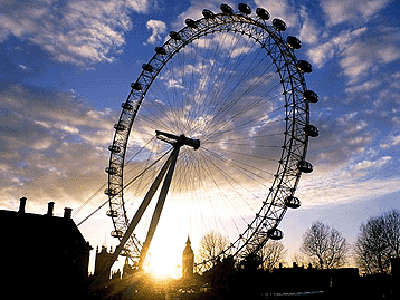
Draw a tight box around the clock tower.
[182,236,194,279]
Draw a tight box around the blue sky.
[1,0,400,271]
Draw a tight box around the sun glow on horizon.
[145,254,181,280]
[144,237,184,280]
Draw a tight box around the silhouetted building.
[357,258,400,299]
[182,236,194,279]
[269,262,360,296]
[391,258,400,298]
[391,257,400,277]
[112,268,122,280]
[1,197,92,299]
[94,245,114,282]
[122,256,135,279]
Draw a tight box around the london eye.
[104,3,318,271]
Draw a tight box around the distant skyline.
[1,0,400,274]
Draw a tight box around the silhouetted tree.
[385,210,400,257]
[300,221,348,269]
[242,252,263,271]
[261,241,287,271]
[197,231,229,272]
[354,209,400,274]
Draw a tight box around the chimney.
[19,197,27,213]
[64,207,72,219]
[47,202,55,216]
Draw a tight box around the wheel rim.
[106,8,315,267]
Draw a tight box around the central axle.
[155,129,200,150]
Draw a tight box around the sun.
[144,238,183,280]
[147,257,179,280]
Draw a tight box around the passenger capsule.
[304,124,319,137]
[155,46,166,55]
[220,3,233,14]
[131,82,142,90]
[202,9,215,19]
[238,3,251,14]
[297,161,314,173]
[108,145,121,153]
[106,210,118,217]
[105,188,117,196]
[122,102,134,110]
[111,230,124,239]
[105,167,117,175]
[284,195,301,209]
[287,36,302,49]
[170,31,181,40]
[273,18,287,31]
[114,123,126,131]
[303,90,318,103]
[142,64,154,72]
[297,60,313,73]
[256,8,270,20]
[185,18,198,29]
[267,228,284,240]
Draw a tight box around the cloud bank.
[0,84,116,209]
[0,0,152,66]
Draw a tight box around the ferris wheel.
[104,3,318,269]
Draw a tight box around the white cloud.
[321,0,393,27]
[0,0,152,66]
[296,153,400,207]
[54,123,80,135]
[381,134,400,148]
[336,112,358,125]
[341,38,400,83]
[230,46,252,58]
[345,79,382,94]
[348,135,373,146]
[31,138,54,150]
[166,78,184,89]
[34,120,51,128]
[344,120,368,134]
[353,156,392,170]
[299,6,320,44]
[145,20,166,45]
[126,0,150,12]
[307,27,367,68]
[298,175,400,207]
[308,26,400,83]
[340,42,374,80]
[378,46,400,63]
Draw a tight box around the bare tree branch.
[196,231,230,272]
[354,209,400,274]
[300,221,348,269]
[261,241,287,271]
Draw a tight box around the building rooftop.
[0,197,91,251]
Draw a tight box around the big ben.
[182,236,194,279]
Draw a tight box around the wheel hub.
[155,129,200,150]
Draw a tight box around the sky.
[1,0,400,275]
